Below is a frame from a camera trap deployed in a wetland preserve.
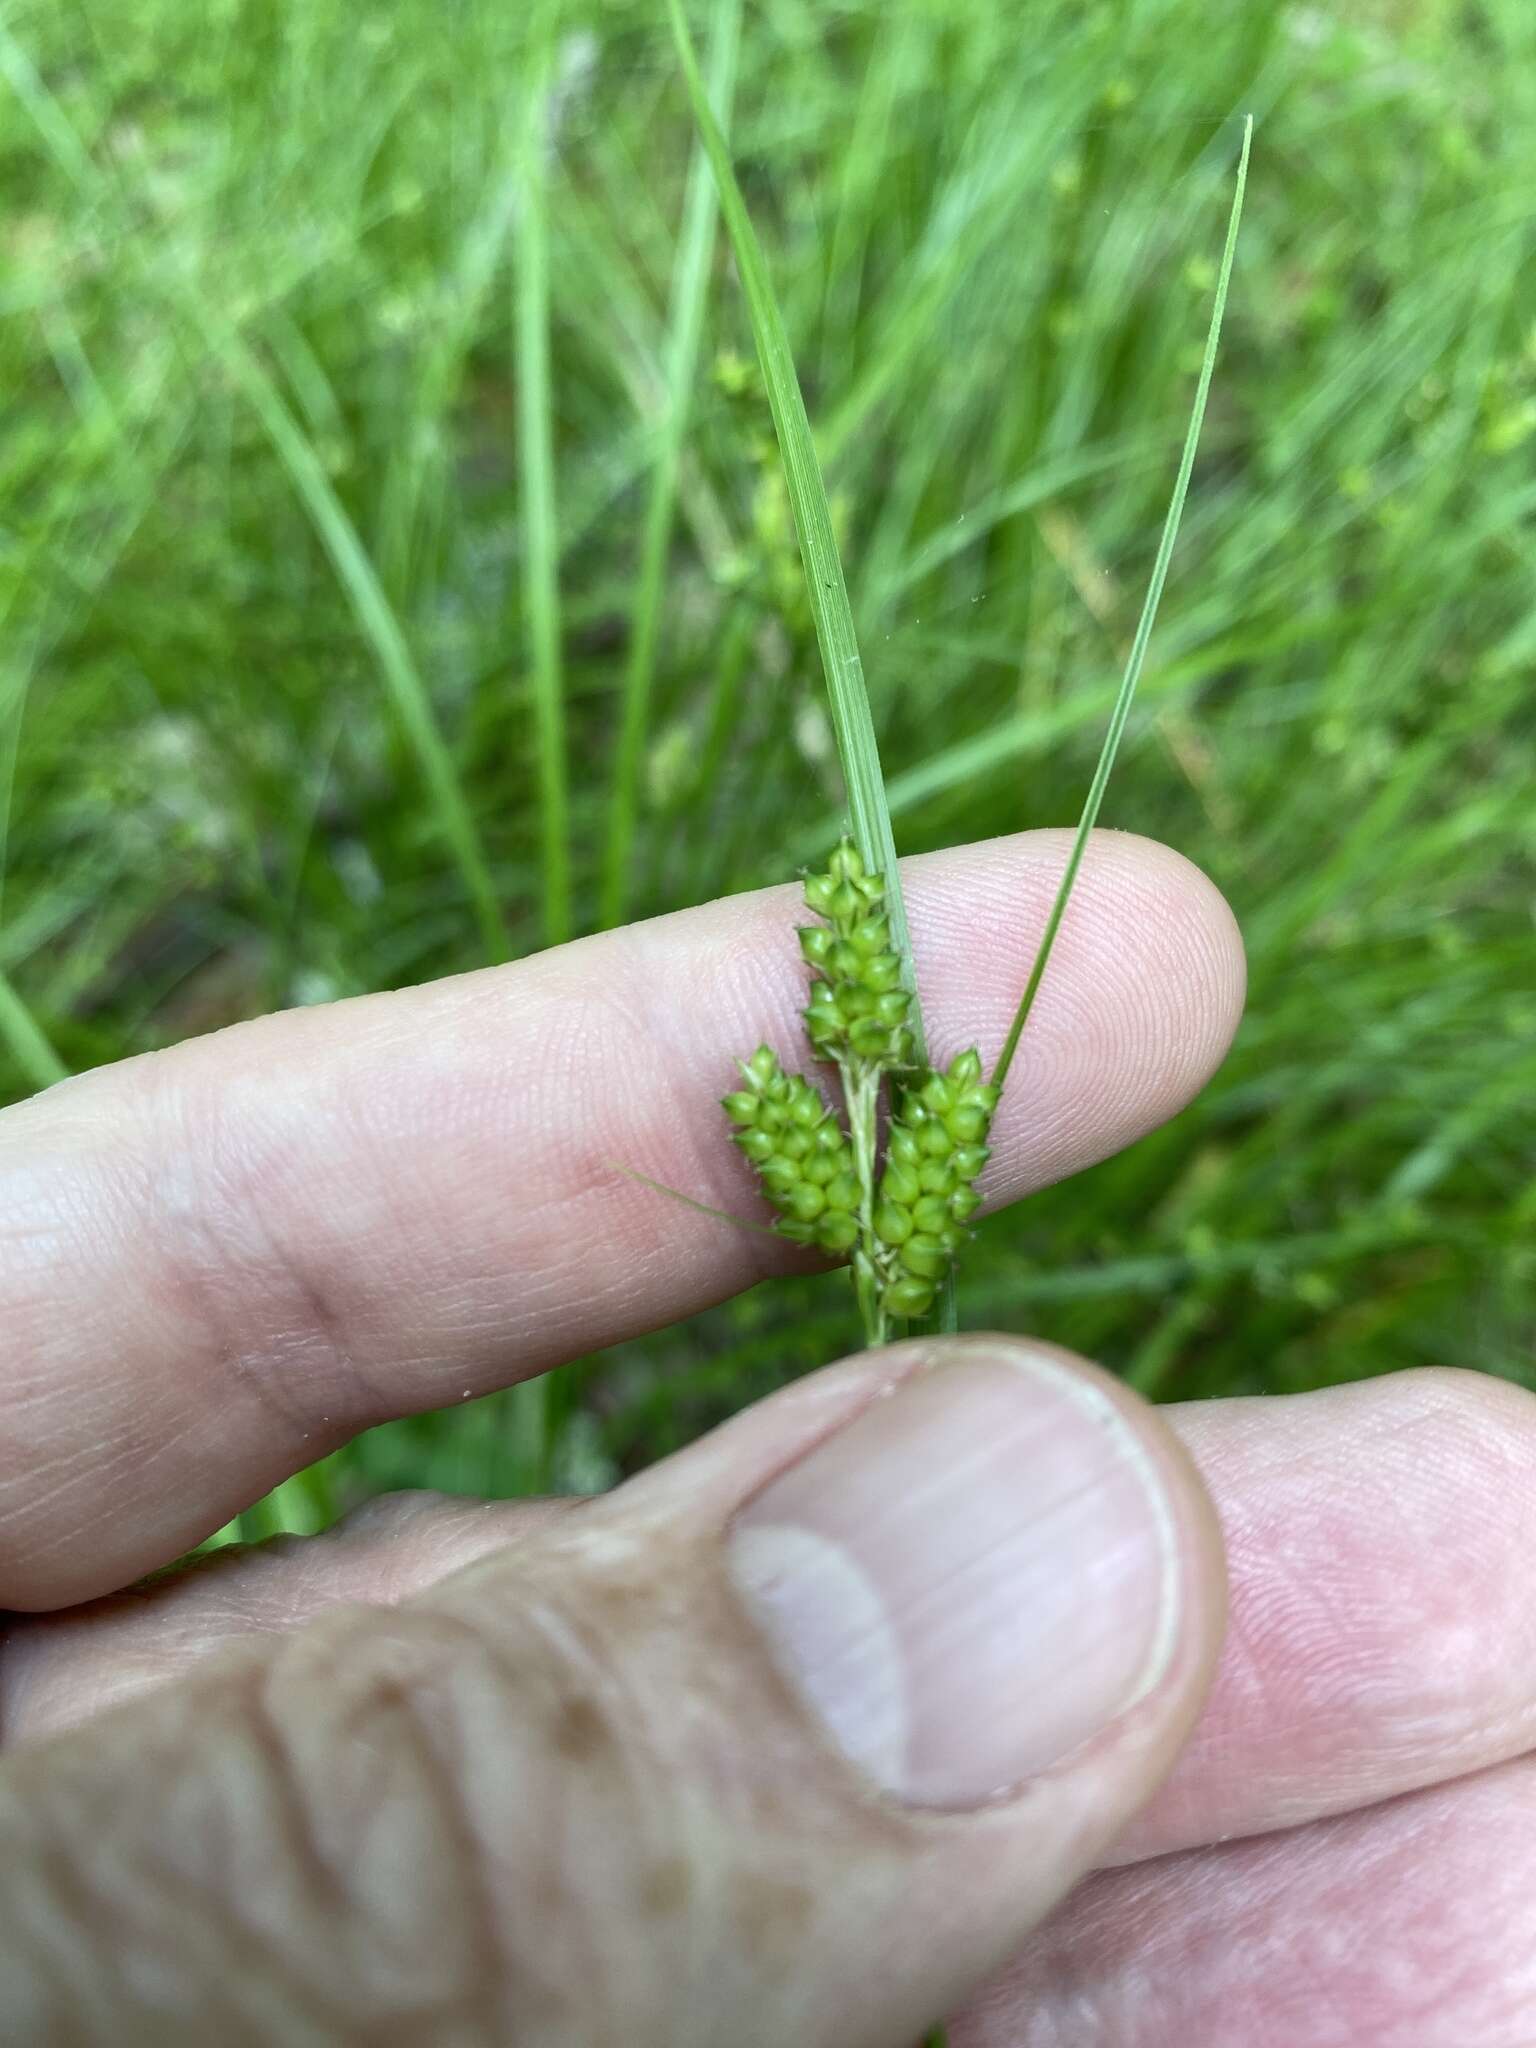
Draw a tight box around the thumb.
[0,1336,1224,2046]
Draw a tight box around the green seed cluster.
[723,842,1002,1333]
[798,840,915,1068]
[723,1046,862,1254]
[874,1050,999,1318]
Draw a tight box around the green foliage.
[710,93,1241,1360]
[0,0,1532,1526]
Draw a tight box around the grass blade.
[224,339,513,965]
[666,0,927,1058]
[991,116,1252,1093]
[0,969,68,1092]
[515,12,573,949]
[601,0,742,930]
[0,27,512,967]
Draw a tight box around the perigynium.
[725,838,999,1346]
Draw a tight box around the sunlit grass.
[0,0,1529,1527]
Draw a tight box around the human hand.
[957,1360,1536,2046]
[1,833,1524,2044]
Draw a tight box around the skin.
[0,829,1529,2044]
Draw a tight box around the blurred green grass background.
[1,0,1532,1532]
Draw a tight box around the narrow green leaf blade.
[508,9,571,1493]
[666,0,927,1057]
[224,338,513,965]
[516,12,573,949]
[992,117,1253,1093]
[0,969,68,1092]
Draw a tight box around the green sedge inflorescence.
[723,840,999,1341]
[721,1048,861,1255]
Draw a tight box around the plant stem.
[510,1373,552,1498]
[516,7,572,952]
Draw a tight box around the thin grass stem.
[516,9,573,950]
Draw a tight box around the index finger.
[0,830,1243,1607]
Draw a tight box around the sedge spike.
[725,840,995,1345]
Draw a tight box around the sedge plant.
[670,0,1251,1354]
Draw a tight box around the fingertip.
[896,830,1245,1200]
